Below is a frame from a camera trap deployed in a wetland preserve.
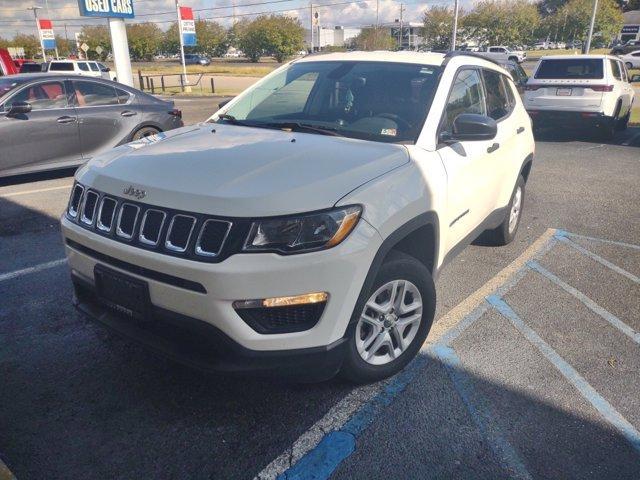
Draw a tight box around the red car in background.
[0,49,19,76]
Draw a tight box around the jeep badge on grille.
[123,185,147,200]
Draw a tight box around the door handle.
[487,142,500,153]
[517,126,525,134]
[121,110,137,117]
[56,116,76,124]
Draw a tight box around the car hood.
[76,123,410,217]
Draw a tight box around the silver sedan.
[0,74,184,178]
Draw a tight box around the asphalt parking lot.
[1,105,639,479]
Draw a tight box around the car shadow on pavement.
[0,167,78,188]
[533,125,640,146]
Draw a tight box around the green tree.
[126,22,163,61]
[463,0,540,46]
[54,35,74,57]
[353,28,397,51]
[9,34,41,58]
[162,23,181,55]
[239,15,304,63]
[78,26,111,60]
[164,20,229,57]
[560,0,623,43]
[423,6,456,50]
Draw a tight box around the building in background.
[305,25,362,51]
[620,10,640,43]
[380,22,424,50]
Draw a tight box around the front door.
[436,68,499,252]
[0,80,82,175]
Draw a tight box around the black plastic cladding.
[68,188,250,264]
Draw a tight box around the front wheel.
[131,126,160,141]
[340,251,436,384]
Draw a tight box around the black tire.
[132,126,160,140]
[625,62,633,70]
[616,110,630,131]
[483,175,525,246]
[598,119,616,140]
[340,251,436,384]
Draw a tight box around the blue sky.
[0,0,462,37]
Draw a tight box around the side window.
[77,62,90,72]
[73,81,118,107]
[5,81,67,110]
[633,52,640,57]
[442,69,486,134]
[482,69,511,120]
[609,60,622,80]
[618,62,628,82]
[89,62,100,72]
[503,76,517,108]
[49,62,74,72]
[115,88,131,104]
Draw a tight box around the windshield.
[535,59,604,79]
[216,61,442,143]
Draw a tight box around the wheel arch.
[347,212,439,328]
[520,153,534,183]
[128,122,164,142]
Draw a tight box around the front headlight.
[243,205,362,253]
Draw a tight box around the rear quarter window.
[534,59,604,80]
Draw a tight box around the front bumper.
[72,274,348,378]
[61,215,381,353]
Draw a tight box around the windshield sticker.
[381,128,397,137]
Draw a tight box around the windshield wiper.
[217,113,249,125]
[264,122,344,137]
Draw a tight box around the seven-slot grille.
[67,185,232,262]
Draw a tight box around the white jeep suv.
[488,46,526,63]
[61,51,535,383]
[525,55,635,139]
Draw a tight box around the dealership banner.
[621,25,640,34]
[38,20,56,50]
[179,7,197,46]
[78,0,135,18]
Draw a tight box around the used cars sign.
[78,0,135,18]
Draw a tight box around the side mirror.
[443,113,497,142]
[630,74,640,83]
[7,101,32,116]
[102,67,110,72]
[218,98,231,109]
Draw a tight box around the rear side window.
[77,62,90,72]
[442,69,486,134]
[535,59,604,79]
[115,88,131,104]
[89,62,100,72]
[609,60,622,80]
[49,62,74,72]
[73,81,118,106]
[482,69,512,120]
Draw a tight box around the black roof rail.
[442,50,503,67]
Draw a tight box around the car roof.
[538,55,615,60]
[294,50,447,66]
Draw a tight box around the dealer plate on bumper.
[556,88,572,96]
[94,264,151,321]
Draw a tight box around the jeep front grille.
[66,184,235,263]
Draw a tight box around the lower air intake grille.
[235,303,326,334]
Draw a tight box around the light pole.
[451,0,459,51]
[585,0,598,54]
[27,6,47,62]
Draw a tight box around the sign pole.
[28,6,47,62]
[108,18,134,86]
[176,0,191,93]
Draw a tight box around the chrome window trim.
[80,190,99,226]
[115,203,140,239]
[139,209,167,247]
[195,219,232,257]
[96,197,117,232]
[67,184,84,218]
[165,214,197,253]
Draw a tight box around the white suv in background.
[525,55,636,139]
[44,60,114,81]
[61,51,535,383]
[488,46,526,63]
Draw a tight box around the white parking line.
[0,258,67,283]
[0,184,72,198]
[255,228,556,480]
